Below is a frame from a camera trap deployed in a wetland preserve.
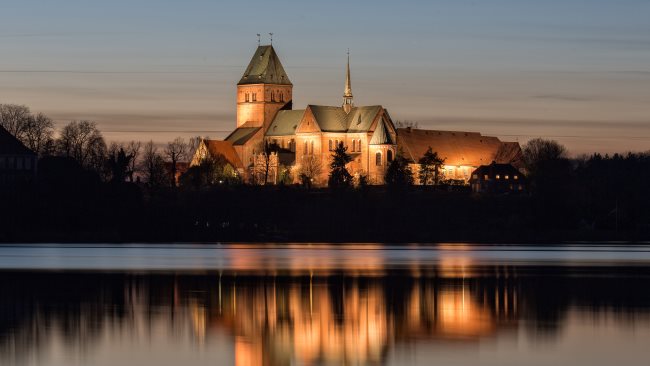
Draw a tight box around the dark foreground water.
[2,244,650,365]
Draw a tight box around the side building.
[0,125,37,186]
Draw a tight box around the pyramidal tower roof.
[238,45,292,85]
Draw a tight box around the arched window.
[358,141,362,152]
[329,139,333,151]
[310,140,314,154]
[304,141,308,154]
[387,150,393,163]
[245,93,250,102]
[352,140,356,152]
[280,92,284,102]
[376,152,382,166]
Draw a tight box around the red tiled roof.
[204,140,244,169]
[397,128,522,167]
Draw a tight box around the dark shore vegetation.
[1,103,649,243]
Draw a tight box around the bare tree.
[24,113,54,156]
[125,141,141,182]
[297,154,323,187]
[57,120,107,172]
[522,138,568,173]
[188,136,203,155]
[141,141,168,188]
[0,104,31,141]
[164,137,188,187]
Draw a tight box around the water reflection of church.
[190,275,520,366]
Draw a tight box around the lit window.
[484,174,488,180]
[505,175,509,180]
[514,175,519,180]
[496,174,500,179]
[376,152,382,166]
[472,174,478,179]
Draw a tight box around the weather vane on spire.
[269,32,274,45]
[257,34,261,46]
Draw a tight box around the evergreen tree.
[385,151,414,189]
[328,142,353,189]
[418,147,445,185]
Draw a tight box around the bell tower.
[342,50,354,114]
[237,45,293,132]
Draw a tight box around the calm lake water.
[2,243,650,366]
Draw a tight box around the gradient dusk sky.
[1,0,649,154]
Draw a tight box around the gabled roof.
[238,45,292,85]
[267,110,304,136]
[309,105,348,132]
[0,125,35,155]
[397,128,522,167]
[203,140,244,169]
[306,105,383,133]
[225,127,261,146]
[369,118,394,145]
[346,106,383,132]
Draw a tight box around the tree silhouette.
[418,147,445,185]
[327,142,352,189]
[385,150,414,189]
[57,120,107,173]
[164,137,188,188]
[106,144,133,184]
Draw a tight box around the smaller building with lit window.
[469,162,526,194]
[0,125,37,187]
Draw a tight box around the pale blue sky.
[1,0,649,153]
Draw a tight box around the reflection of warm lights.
[213,279,510,365]
[235,337,262,366]
[438,257,475,278]
[438,288,494,338]
[190,300,206,344]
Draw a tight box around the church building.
[191,45,522,185]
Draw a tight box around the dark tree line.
[2,103,650,242]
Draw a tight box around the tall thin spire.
[343,49,353,113]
